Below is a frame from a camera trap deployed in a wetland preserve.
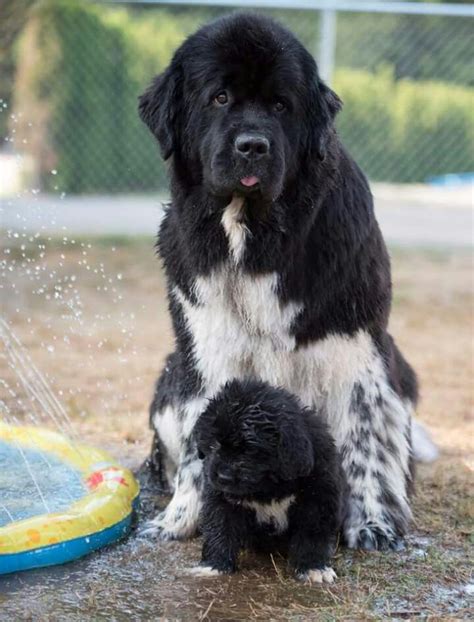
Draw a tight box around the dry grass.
[1,235,473,619]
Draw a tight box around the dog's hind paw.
[298,567,337,585]
[353,525,405,552]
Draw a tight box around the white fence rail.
[107,0,474,17]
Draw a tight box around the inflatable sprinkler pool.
[0,422,139,575]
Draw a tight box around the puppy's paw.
[298,567,337,585]
[354,525,404,552]
[185,565,229,577]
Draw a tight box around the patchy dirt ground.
[0,233,472,620]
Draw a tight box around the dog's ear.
[307,75,342,162]
[316,80,342,161]
[138,62,182,160]
[278,422,314,480]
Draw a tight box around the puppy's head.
[194,379,314,498]
[138,13,341,203]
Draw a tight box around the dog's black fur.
[194,380,344,578]
[139,12,417,550]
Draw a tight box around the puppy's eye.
[214,91,228,105]
[274,101,285,112]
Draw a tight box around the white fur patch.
[173,268,301,394]
[299,567,337,584]
[221,196,248,263]
[152,398,208,493]
[242,495,295,533]
[181,397,209,440]
[173,278,378,409]
[411,418,439,463]
[153,405,182,467]
[186,565,224,577]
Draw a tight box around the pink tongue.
[240,176,259,187]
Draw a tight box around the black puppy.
[192,379,345,583]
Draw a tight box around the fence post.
[318,7,337,85]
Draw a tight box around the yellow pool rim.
[0,422,139,566]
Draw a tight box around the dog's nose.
[235,133,270,159]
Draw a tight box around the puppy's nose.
[235,133,270,159]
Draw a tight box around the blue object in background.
[427,173,474,187]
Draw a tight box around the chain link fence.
[3,0,473,194]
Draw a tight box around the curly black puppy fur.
[192,379,345,582]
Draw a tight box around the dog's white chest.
[242,495,295,533]
[173,265,301,393]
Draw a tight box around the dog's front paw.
[139,512,172,540]
[298,567,337,585]
[185,565,232,577]
[354,525,404,552]
[140,488,201,540]
[140,507,196,541]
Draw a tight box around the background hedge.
[335,68,474,183]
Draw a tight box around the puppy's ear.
[193,403,216,460]
[138,63,182,160]
[278,423,314,480]
[307,76,342,162]
[193,416,209,460]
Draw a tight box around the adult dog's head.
[194,379,315,499]
[139,13,341,203]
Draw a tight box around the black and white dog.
[139,13,436,550]
[192,379,344,583]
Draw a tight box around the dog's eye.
[214,91,228,105]
[274,101,285,112]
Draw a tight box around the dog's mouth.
[240,176,260,188]
[213,481,241,495]
[209,475,247,497]
[213,479,263,498]
[237,175,262,196]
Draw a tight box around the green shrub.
[334,68,474,182]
